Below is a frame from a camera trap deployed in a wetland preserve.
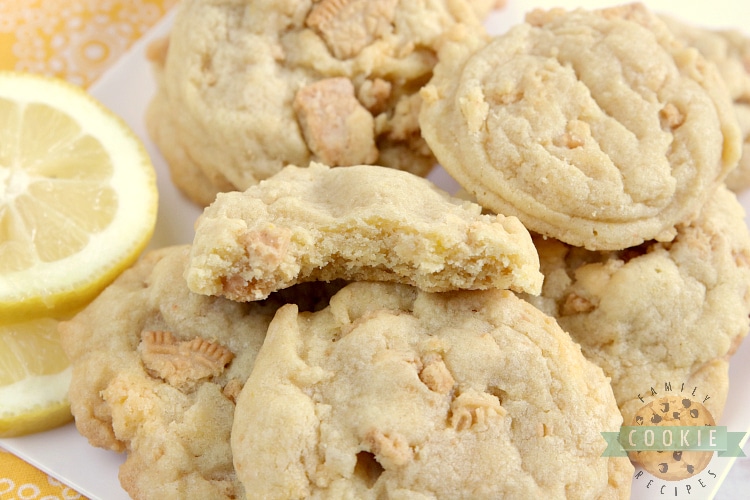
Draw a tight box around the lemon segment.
[0,71,158,320]
[0,317,73,437]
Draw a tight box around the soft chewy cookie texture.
[659,14,750,193]
[231,281,633,499]
[186,162,543,301]
[419,3,741,251]
[146,0,503,206]
[522,185,750,425]
[59,245,344,500]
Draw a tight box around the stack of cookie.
[60,163,632,498]
[59,1,750,499]
[419,1,750,428]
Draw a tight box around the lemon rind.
[0,367,72,417]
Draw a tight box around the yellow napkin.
[0,0,176,498]
[0,0,178,88]
[1,450,85,499]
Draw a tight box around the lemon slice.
[0,71,158,320]
[0,317,73,437]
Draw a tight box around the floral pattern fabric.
[0,0,177,87]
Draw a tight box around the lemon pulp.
[0,71,158,321]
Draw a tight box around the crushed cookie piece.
[139,330,235,389]
[734,248,750,269]
[294,78,377,166]
[221,225,293,299]
[553,131,583,149]
[357,78,392,115]
[553,120,589,149]
[450,390,505,432]
[537,422,554,437]
[561,292,595,315]
[306,0,398,59]
[363,429,413,468]
[659,102,685,130]
[238,225,292,268]
[418,353,455,394]
[223,378,244,404]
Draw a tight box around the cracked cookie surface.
[59,245,343,500]
[186,162,543,301]
[231,281,632,499]
[146,0,501,206]
[420,3,740,250]
[522,186,750,425]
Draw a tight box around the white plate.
[2,2,749,499]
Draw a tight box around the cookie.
[522,185,750,425]
[145,0,500,206]
[59,245,343,500]
[660,14,750,192]
[186,162,543,302]
[419,3,741,250]
[231,281,633,499]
